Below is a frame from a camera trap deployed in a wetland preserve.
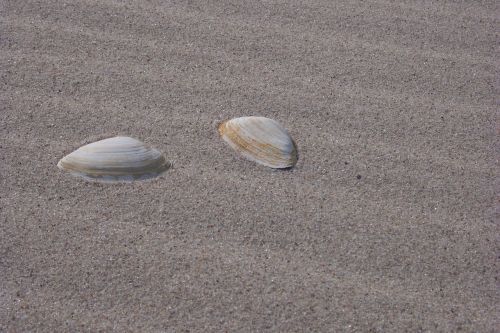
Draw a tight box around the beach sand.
[1,0,498,331]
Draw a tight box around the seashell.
[218,116,297,168]
[57,136,170,182]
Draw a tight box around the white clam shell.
[218,116,297,168]
[57,136,170,182]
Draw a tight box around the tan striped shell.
[218,116,297,168]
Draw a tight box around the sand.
[1,0,498,332]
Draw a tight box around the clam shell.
[57,136,170,182]
[218,116,297,168]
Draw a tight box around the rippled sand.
[1,0,497,331]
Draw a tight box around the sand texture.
[1,0,498,332]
